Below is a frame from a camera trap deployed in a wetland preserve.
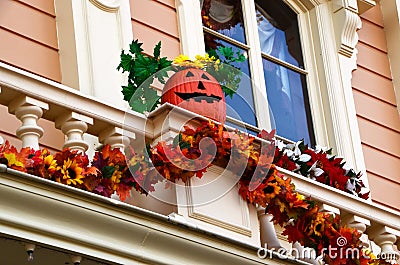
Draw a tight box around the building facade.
[0,0,399,264]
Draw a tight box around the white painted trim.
[54,0,93,92]
[243,1,273,130]
[54,0,132,109]
[0,62,151,138]
[0,167,299,265]
[316,2,366,173]
[381,0,400,112]
[185,167,253,237]
[175,0,205,57]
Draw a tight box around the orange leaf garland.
[0,120,380,265]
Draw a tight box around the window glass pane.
[204,33,257,126]
[262,59,315,145]
[256,2,304,68]
[201,0,246,44]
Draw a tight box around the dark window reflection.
[201,0,246,44]
[256,0,315,145]
[256,1,304,68]
[204,33,257,127]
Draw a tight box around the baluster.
[319,203,340,216]
[257,207,282,250]
[368,225,400,263]
[99,127,134,153]
[9,96,48,150]
[56,112,93,153]
[342,214,370,247]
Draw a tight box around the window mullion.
[202,27,250,50]
[241,0,272,131]
[261,52,308,75]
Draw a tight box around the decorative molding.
[88,0,121,12]
[54,0,130,109]
[99,126,134,151]
[185,166,253,237]
[310,2,369,191]
[188,212,252,237]
[333,0,362,58]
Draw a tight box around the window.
[200,0,315,145]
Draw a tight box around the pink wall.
[130,0,180,58]
[0,105,64,153]
[0,0,61,82]
[352,3,400,210]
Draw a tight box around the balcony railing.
[0,62,399,264]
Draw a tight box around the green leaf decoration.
[101,166,116,179]
[119,40,247,111]
[179,141,191,150]
[117,51,132,72]
[129,39,144,54]
[118,39,172,114]
[153,41,161,59]
[172,134,181,148]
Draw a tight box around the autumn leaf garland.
[0,120,394,265]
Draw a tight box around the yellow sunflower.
[44,155,57,172]
[308,212,326,237]
[59,158,85,186]
[263,182,281,201]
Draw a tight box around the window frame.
[175,0,371,189]
[199,0,329,146]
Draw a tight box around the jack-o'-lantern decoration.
[161,68,226,123]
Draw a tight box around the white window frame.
[177,0,329,144]
[175,0,375,189]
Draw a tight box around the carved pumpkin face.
[161,68,226,122]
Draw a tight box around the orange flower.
[3,153,24,169]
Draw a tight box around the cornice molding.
[333,0,362,58]
[88,0,120,12]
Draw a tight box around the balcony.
[0,62,399,265]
